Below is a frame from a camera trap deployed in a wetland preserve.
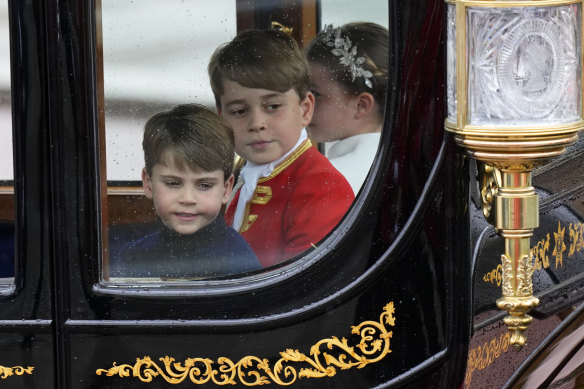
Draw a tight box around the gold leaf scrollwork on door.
[96,302,396,386]
[483,221,584,285]
[0,365,34,379]
[464,332,510,388]
[482,264,502,286]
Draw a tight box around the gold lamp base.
[447,126,581,349]
[497,295,540,350]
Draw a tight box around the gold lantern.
[445,0,584,349]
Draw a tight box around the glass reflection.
[100,0,389,282]
[0,0,14,287]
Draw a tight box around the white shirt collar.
[232,128,308,231]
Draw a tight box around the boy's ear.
[355,92,375,119]
[300,91,315,127]
[222,174,235,204]
[141,167,153,199]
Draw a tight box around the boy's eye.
[310,90,321,98]
[164,180,182,188]
[229,107,247,116]
[198,182,214,190]
[265,103,282,111]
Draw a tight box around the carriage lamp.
[445,0,584,349]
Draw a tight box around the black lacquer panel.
[0,1,476,388]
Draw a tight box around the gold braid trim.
[258,140,312,183]
[96,302,396,386]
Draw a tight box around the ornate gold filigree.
[0,365,34,379]
[482,221,584,284]
[568,221,584,256]
[533,233,551,271]
[500,254,513,297]
[478,220,584,348]
[482,264,502,286]
[464,332,510,388]
[552,221,567,268]
[517,253,534,297]
[96,302,396,386]
[497,252,538,348]
[501,253,533,297]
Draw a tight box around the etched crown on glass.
[447,4,582,127]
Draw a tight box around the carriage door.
[1,1,472,388]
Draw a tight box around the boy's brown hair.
[208,29,310,106]
[142,104,234,179]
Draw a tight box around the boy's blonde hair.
[208,29,310,106]
[143,104,234,179]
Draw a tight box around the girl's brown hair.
[306,22,389,118]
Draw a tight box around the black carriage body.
[0,1,583,388]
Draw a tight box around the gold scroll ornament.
[483,221,584,286]
[0,365,34,379]
[96,302,396,386]
[464,332,510,388]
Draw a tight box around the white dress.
[325,132,381,195]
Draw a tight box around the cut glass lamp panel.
[446,3,457,121]
[466,5,581,126]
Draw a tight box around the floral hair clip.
[320,24,373,88]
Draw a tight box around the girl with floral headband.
[306,22,389,194]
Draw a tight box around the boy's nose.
[248,109,266,132]
[179,187,197,204]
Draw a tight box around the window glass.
[100,0,239,282]
[0,0,14,288]
[100,0,389,283]
[320,0,388,27]
[101,0,235,181]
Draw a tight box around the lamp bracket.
[478,163,500,224]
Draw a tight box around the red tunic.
[225,140,355,267]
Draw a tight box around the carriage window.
[99,0,389,283]
[0,0,14,288]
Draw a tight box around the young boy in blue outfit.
[208,30,354,267]
[111,104,261,279]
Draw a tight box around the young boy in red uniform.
[208,30,355,267]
